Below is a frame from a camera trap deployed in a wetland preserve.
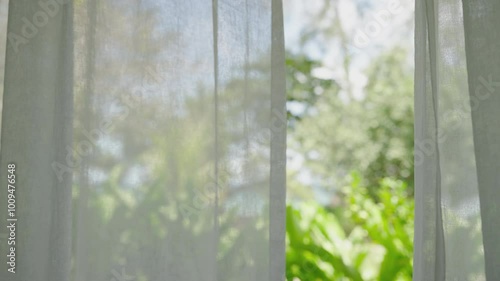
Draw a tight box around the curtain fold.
[415,0,500,280]
[462,1,500,278]
[0,1,74,280]
[0,0,286,280]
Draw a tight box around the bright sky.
[284,0,414,99]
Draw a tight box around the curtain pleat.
[462,0,500,278]
[0,1,74,281]
[0,0,286,280]
[270,0,286,279]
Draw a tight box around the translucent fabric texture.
[0,0,286,280]
[414,0,500,280]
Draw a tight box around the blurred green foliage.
[285,48,414,279]
[286,173,413,281]
[285,1,414,278]
[287,47,413,199]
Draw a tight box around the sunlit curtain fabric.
[0,0,286,280]
[414,0,500,280]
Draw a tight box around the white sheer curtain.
[0,0,286,280]
[414,0,500,280]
